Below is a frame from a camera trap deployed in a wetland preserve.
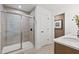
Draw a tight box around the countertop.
[54,34,79,51]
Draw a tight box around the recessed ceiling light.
[18,5,22,8]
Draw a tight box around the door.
[54,13,65,38]
[1,13,22,53]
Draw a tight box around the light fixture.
[18,5,22,8]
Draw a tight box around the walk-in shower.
[0,11,35,53]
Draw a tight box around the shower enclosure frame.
[0,11,35,54]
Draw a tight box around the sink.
[63,37,79,43]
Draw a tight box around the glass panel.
[2,13,21,53]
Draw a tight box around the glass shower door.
[2,13,22,53]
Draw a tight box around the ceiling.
[4,4,79,13]
[4,4,36,12]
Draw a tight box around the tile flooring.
[17,44,54,54]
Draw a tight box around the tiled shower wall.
[22,16,34,45]
[22,16,30,42]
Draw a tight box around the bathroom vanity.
[54,42,79,54]
[54,34,79,54]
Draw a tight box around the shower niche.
[0,12,35,53]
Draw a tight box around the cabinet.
[54,42,79,54]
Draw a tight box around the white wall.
[30,9,35,17]
[35,4,79,48]
[35,6,53,48]
[50,4,79,36]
